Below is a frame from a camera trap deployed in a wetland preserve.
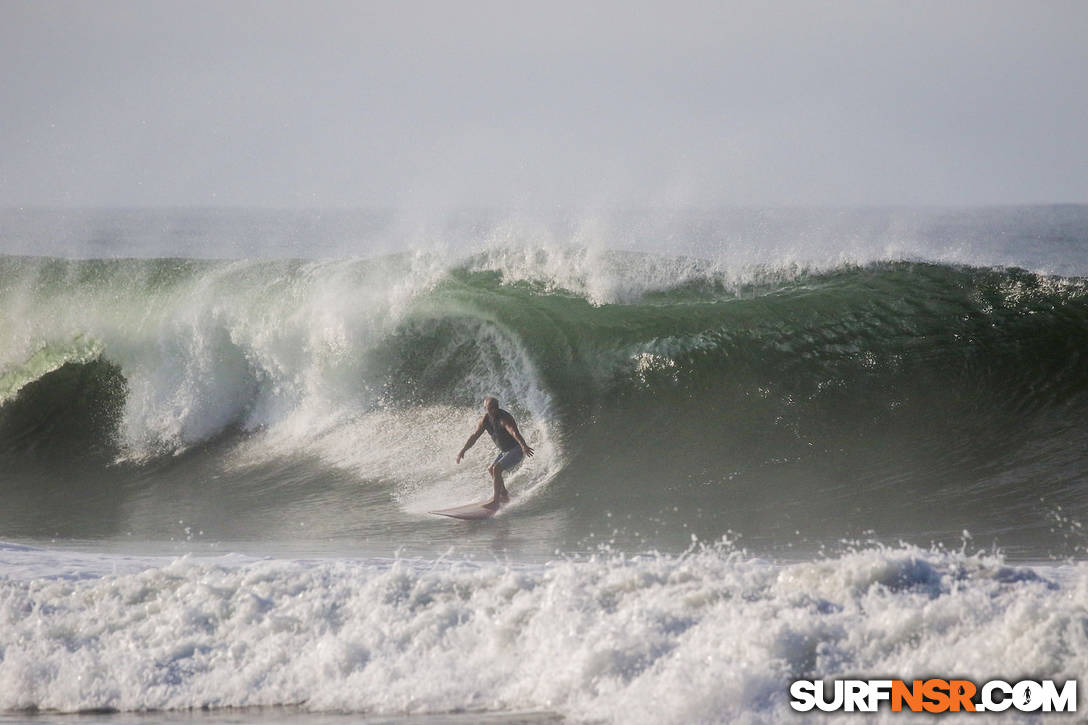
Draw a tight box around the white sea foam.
[1,543,1084,723]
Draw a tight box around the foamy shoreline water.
[2,541,1084,724]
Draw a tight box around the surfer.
[456,396,534,505]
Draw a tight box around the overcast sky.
[2,0,1086,208]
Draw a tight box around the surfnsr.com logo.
[789,679,1078,713]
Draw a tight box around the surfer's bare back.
[456,396,534,505]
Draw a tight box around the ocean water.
[1,206,1087,723]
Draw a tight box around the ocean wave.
[1,252,1087,552]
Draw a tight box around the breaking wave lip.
[0,541,1083,724]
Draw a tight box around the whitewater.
[1,206,1087,723]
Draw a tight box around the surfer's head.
[483,396,499,416]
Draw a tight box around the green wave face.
[1,251,1087,554]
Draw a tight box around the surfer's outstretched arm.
[456,417,487,463]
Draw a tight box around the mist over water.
[4,205,1087,273]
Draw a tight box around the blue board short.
[493,447,524,473]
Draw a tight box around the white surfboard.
[429,498,504,520]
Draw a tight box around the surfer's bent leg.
[493,448,525,502]
[490,448,524,503]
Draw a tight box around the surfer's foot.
[497,490,510,503]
